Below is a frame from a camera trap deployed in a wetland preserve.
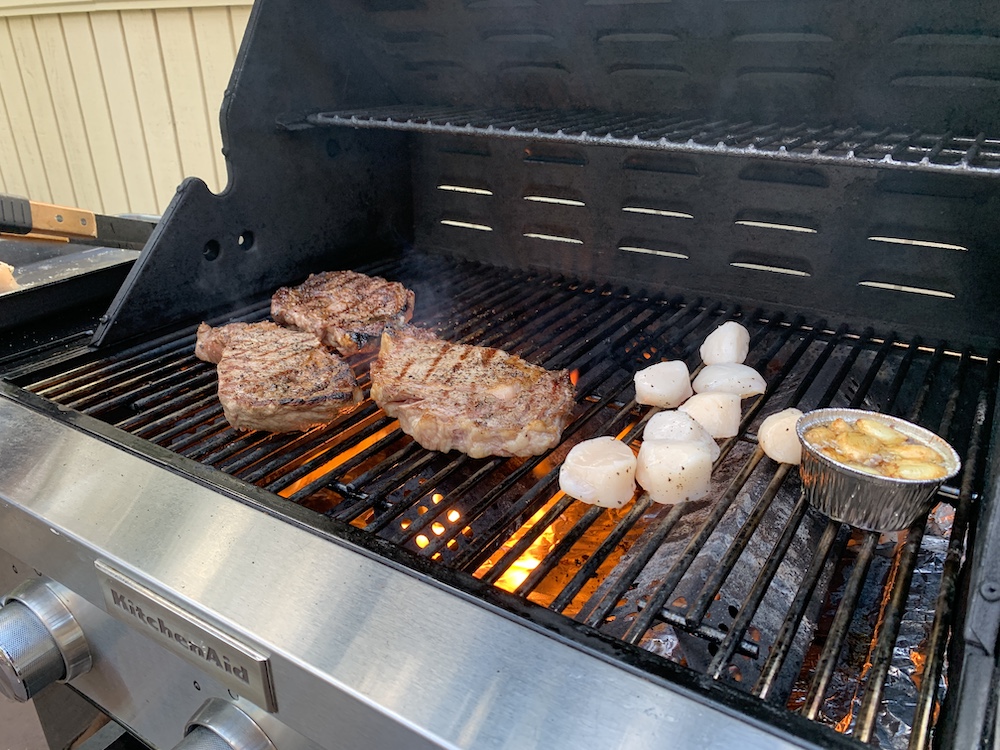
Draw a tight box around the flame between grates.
[13,251,997,749]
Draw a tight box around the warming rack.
[294,106,1000,175]
[4,252,996,749]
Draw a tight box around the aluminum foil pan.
[796,408,960,533]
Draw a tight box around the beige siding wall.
[0,1,251,215]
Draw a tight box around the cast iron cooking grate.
[8,252,997,749]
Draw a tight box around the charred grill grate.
[300,106,1000,174]
[7,252,997,749]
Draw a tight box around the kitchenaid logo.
[109,586,250,684]
[95,560,276,711]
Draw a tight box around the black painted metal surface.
[94,0,1000,350]
[411,133,1000,351]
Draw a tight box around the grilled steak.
[370,326,576,458]
[271,270,415,356]
[195,321,361,432]
[194,321,253,364]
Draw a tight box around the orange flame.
[569,369,580,386]
[910,649,926,691]
[277,421,399,499]
[834,709,854,734]
[531,456,555,479]
[475,487,654,613]
[475,499,560,593]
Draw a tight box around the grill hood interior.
[93,0,1000,350]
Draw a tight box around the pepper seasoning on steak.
[195,321,361,432]
[370,325,577,458]
[271,270,415,356]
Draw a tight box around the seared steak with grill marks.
[195,321,361,432]
[271,270,415,356]
[195,321,254,364]
[370,326,576,458]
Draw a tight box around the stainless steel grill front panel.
[0,393,812,750]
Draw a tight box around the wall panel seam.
[150,8,186,195]
[57,12,105,210]
[0,21,28,192]
[32,14,79,206]
[188,6,220,189]
[0,1,253,20]
[118,9,159,211]
[3,18,53,200]
[87,11,132,212]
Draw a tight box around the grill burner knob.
[0,580,92,702]
[173,698,276,750]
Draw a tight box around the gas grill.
[1,0,1000,748]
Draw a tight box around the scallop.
[0,261,17,293]
[692,363,767,398]
[643,410,721,461]
[886,443,942,462]
[678,392,741,438]
[834,431,881,463]
[757,408,804,464]
[804,425,836,445]
[829,418,851,434]
[700,321,750,365]
[888,460,948,481]
[855,417,907,446]
[636,440,714,505]
[559,436,637,508]
[634,361,693,408]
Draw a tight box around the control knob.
[172,698,276,750]
[0,579,92,702]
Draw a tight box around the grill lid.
[91,0,1000,348]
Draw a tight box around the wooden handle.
[0,195,98,239]
[0,232,70,243]
[25,200,98,239]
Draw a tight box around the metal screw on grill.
[979,581,1000,602]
